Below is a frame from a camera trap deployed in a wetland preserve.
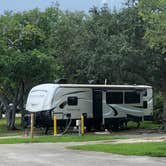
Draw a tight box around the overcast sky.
[0,0,125,14]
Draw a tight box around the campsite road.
[0,142,166,166]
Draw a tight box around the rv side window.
[67,96,78,106]
[106,92,123,104]
[125,92,140,104]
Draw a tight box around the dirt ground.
[94,127,166,144]
[1,124,166,143]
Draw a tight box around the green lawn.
[0,134,127,144]
[0,117,22,136]
[0,118,163,145]
[127,121,161,129]
[69,142,166,157]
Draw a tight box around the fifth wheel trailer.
[26,84,153,130]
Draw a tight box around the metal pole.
[30,113,34,139]
[54,114,57,136]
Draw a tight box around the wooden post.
[81,115,84,135]
[54,114,57,136]
[30,113,34,139]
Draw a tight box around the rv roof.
[59,84,152,90]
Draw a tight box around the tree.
[46,4,150,85]
[0,49,57,129]
[0,9,60,129]
[78,5,149,84]
[138,0,166,130]
[0,2,164,130]
[138,0,166,53]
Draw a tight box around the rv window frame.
[124,91,141,104]
[106,91,123,104]
[67,96,78,106]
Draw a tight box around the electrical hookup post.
[53,113,57,136]
[76,114,85,136]
[81,115,85,135]
[53,112,85,136]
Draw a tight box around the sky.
[0,0,125,14]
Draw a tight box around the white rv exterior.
[26,84,153,129]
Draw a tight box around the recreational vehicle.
[26,83,153,131]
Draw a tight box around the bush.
[153,95,163,122]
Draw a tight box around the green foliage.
[127,121,161,129]
[153,95,164,122]
[0,1,165,129]
[154,95,164,110]
[0,50,55,82]
[138,0,166,54]
[0,7,63,129]
[0,3,153,87]
[46,5,149,84]
[0,8,61,103]
[138,1,166,125]
[70,142,166,157]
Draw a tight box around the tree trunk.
[20,80,26,129]
[0,110,2,119]
[6,83,21,130]
[162,93,166,131]
[7,80,26,130]
[10,104,16,130]
[6,104,15,130]
[0,95,9,119]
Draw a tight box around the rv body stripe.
[107,105,118,116]
[133,105,144,109]
[62,91,89,96]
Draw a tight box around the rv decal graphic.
[133,105,144,109]
[63,91,88,96]
[107,105,118,116]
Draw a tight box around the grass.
[0,134,126,144]
[127,121,161,129]
[69,141,166,157]
[0,118,162,144]
[0,117,22,136]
